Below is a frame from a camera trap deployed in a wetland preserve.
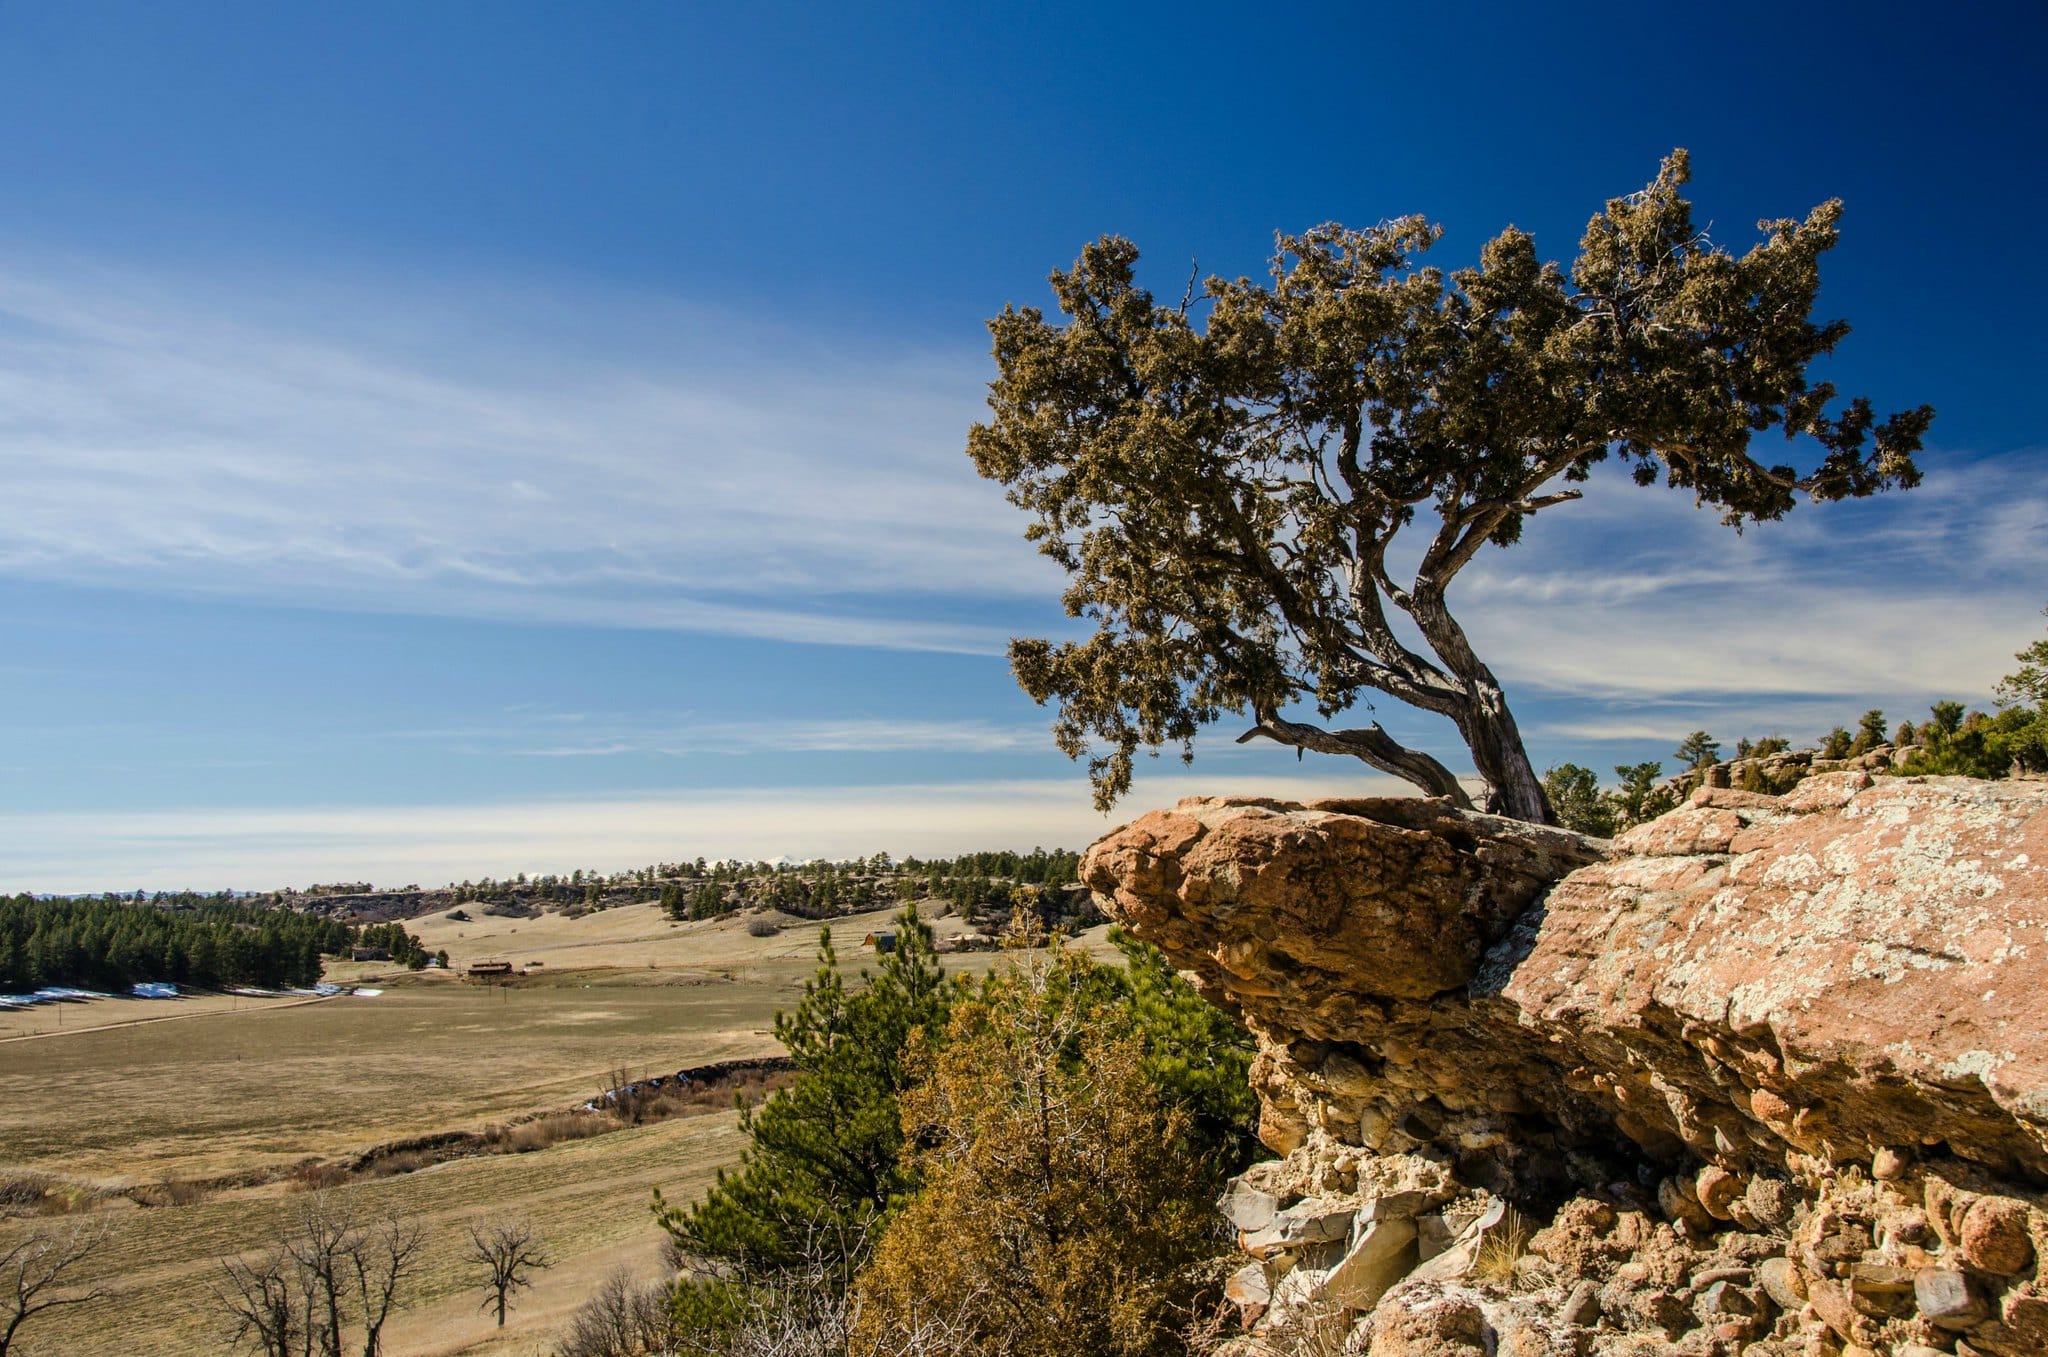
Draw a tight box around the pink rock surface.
[1083,776,2048,1179]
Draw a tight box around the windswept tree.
[970,151,1931,823]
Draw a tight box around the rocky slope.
[1083,774,2048,1356]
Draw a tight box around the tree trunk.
[1459,683,1552,824]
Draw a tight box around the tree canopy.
[969,151,1931,823]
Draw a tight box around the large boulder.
[1082,775,2048,1355]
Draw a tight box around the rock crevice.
[1083,775,2048,1356]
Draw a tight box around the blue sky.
[1,2,2043,890]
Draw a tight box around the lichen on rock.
[1082,776,2048,1355]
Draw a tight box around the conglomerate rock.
[1081,775,2048,1356]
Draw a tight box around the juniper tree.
[971,152,1931,823]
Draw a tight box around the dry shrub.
[506,1112,607,1154]
[0,1170,54,1211]
[129,1177,210,1208]
[744,916,781,938]
[366,1150,430,1178]
[286,1161,350,1193]
[556,1266,674,1357]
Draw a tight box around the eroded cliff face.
[1083,774,2048,1357]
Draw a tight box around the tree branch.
[1236,712,1472,807]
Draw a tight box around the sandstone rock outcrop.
[1083,775,2048,1356]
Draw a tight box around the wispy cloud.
[497,717,1042,758]
[1456,452,2046,711]
[0,772,1406,893]
[0,255,1057,653]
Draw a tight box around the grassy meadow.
[0,897,1083,1355]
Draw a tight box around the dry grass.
[0,1111,749,1357]
[0,968,801,1185]
[1472,1205,1533,1287]
[0,898,1109,1355]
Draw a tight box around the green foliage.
[1853,708,1889,754]
[0,893,352,993]
[1819,726,1854,759]
[657,912,1259,1355]
[1997,607,2048,708]
[1673,731,1721,771]
[1610,761,1675,830]
[850,946,1229,1357]
[655,907,956,1291]
[354,921,428,969]
[1106,929,1260,1172]
[1542,763,1617,837]
[1896,701,2048,779]
[684,883,728,920]
[969,151,1929,824]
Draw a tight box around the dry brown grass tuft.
[502,1112,610,1154]
[1472,1205,1533,1287]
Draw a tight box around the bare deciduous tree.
[349,1209,426,1357]
[214,1247,310,1357]
[555,1267,670,1357]
[214,1193,423,1357]
[464,1219,550,1328]
[0,1222,111,1357]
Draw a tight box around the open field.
[1,899,1038,1185]
[0,1109,747,1357]
[0,897,1116,1354]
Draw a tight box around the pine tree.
[656,906,956,1291]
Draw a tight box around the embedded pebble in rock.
[1916,1266,1988,1330]
[1559,1278,1601,1326]
[1693,1165,1743,1221]
[1959,1196,2036,1276]
[1758,1255,1806,1311]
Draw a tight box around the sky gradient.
[2,2,2043,890]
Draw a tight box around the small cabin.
[863,931,896,954]
[465,960,515,980]
[350,946,390,962]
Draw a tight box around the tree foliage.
[849,947,1228,1357]
[970,151,1931,823]
[1673,731,1721,771]
[1997,607,2048,709]
[1540,763,1617,837]
[655,907,956,1297]
[0,894,355,994]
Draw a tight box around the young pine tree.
[656,907,955,1296]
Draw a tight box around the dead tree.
[349,1209,426,1357]
[215,1193,423,1357]
[0,1222,111,1357]
[463,1219,550,1328]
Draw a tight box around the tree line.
[0,894,425,994]
[1541,615,2048,837]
